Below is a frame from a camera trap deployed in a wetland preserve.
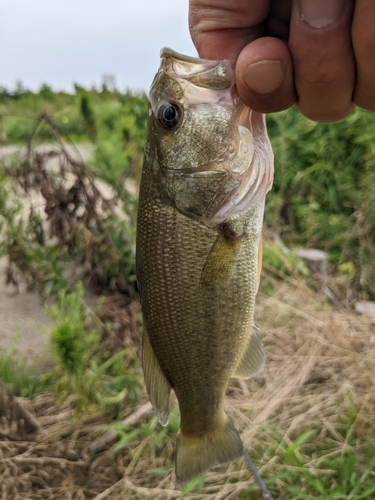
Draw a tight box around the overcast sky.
[0,0,196,93]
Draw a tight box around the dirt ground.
[0,256,52,368]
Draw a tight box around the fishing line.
[242,447,274,500]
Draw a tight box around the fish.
[136,48,274,485]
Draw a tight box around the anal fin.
[232,326,266,379]
[142,328,171,426]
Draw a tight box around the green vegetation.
[240,431,375,499]
[243,453,375,499]
[46,283,142,412]
[266,107,375,298]
[0,84,147,182]
[2,85,375,296]
[1,83,375,499]
[262,240,309,281]
[0,347,47,397]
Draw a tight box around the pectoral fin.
[202,224,245,286]
[232,326,265,379]
[142,328,171,426]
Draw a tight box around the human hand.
[189,0,375,122]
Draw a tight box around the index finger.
[189,0,270,60]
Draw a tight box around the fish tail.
[175,417,243,485]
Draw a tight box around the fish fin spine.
[232,325,266,379]
[175,417,243,485]
[142,328,172,426]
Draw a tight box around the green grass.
[0,347,48,397]
[242,444,375,499]
[0,85,147,183]
[266,106,375,298]
[45,283,142,412]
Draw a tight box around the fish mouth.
[159,47,234,91]
[160,48,211,65]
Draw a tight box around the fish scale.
[138,169,261,448]
[136,48,273,484]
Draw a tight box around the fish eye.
[156,101,183,131]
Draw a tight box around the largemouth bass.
[136,48,273,484]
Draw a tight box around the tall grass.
[266,106,375,298]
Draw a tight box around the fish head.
[145,48,274,227]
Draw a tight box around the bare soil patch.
[0,256,52,368]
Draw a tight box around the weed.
[262,240,309,281]
[266,106,375,298]
[46,283,142,412]
[0,347,47,397]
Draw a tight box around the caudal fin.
[175,418,243,485]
